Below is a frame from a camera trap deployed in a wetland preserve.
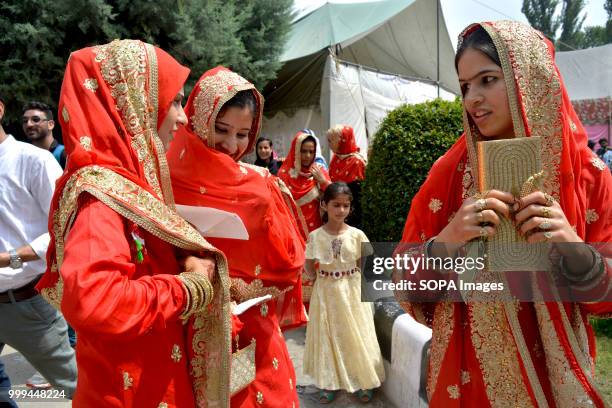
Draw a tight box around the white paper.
[232,295,272,315]
[175,205,249,240]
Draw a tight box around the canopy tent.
[260,0,459,160]
[555,44,612,148]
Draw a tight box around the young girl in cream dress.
[303,182,385,404]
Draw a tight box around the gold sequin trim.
[79,136,92,151]
[586,209,599,224]
[171,344,182,362]
[83,78,99,92]
[428,198,443,213]
[591,157,606,171]
[123,371,133,390]
[447,384,460,399]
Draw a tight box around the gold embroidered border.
[296,185,321,207]
[230,277,292,303]
[427,302,454,399]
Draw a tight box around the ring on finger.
[479,227,488,238]
[541,207,552,218]
[539,221,552,230]
[476,198,487,211]
[543,231,553,240]
[544,193,554,207]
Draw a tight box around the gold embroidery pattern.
[83,78,99,92]
[427,302,453,398]
[260,303,268,317]
[462,166,474,199]
[230,340,256,396]
[534,303,595,407]
[591,157,606,171]
[199,186,207,194]
[158,403,168,408]
[272,357,279,370]
[469,302,535,407]
[192,69,263,158]
[570,120,577,131]
[447,384,460,399]
[240,162,269,178]
[254,264,261,276]
[461,370,470,385]
[92,40,163,199]
[79,136,92,151]
[61,106,69,123]
[256,391,264,404]
[230,277,292,303]
[586,209,599,224]
[122,371,133,390]
[171,344,182,362]
[428,198,443,213]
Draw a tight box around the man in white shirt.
[0,95,76,404]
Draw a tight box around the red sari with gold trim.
[329,126,366,183]
[278,131,332,233]
[396,22,611,407]
[167,67,307,408]
[36,40,232,407]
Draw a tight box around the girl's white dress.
[303,226,385,392]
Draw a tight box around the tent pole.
[436,0,440,98]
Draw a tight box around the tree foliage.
[0,0,293,122]
[362,99,463,242]
[522,0,611,50]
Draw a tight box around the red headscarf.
[328,125,366,183]
[397,22,611,407]
[167,66,307,329]
[278,131,331,232]
[36,40,232,407]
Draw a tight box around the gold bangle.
[178,275,194,320]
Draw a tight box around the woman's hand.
[310,165,326,184]
[436,190,514,245]
[183,254,216,282]
[514,191,581,244]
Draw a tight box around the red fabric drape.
[329,126,366,183]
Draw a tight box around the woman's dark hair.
[301,135,317,147]
[455,25,501,71]
[219,90,257,117]
[321,182,353,223]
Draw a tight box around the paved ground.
[2,326,395,407]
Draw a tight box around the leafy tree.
[557,0,587,50]
[522,0,611,50]
[0,0,292,124]
[522,0,561,40]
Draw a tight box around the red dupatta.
[329,126,366,183]
[36,40,233,407]
[397,22,611,407]
[167,66,307,329]
[278,131,331,232]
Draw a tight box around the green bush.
[591,317,612,337]
[362,98,464,242]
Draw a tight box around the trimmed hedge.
[362,98,464,242]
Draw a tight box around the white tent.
[555,44,611,145]
[260,0,459,160]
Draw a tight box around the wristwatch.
[8,249,23,269]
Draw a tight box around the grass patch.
[595,334,612,402]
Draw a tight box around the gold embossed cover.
[477,137,549,271]
[230,340,256,396]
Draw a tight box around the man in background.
[0,94,76,404]
[22,101,66,168]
